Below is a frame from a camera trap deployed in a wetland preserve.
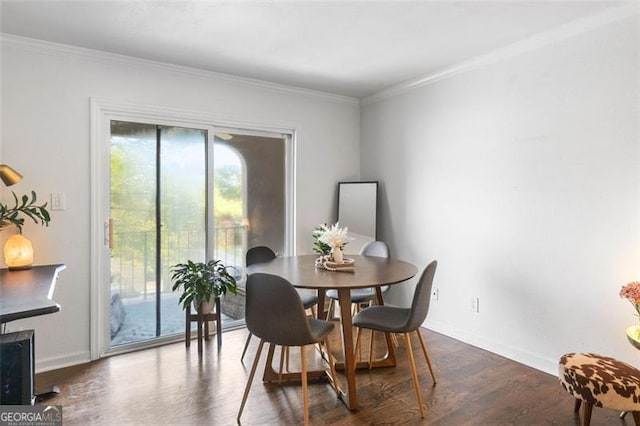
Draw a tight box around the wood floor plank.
[34,327,627,425]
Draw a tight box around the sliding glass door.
[213,131,287,324]
[109,121,206,346]
[107,121,290,349]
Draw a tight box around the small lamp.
[4,234,34,270]
[0,164,23,187]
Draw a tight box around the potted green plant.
[312,223,332,256]
[0,191,50,232]
[171,259,238,314]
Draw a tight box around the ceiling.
[0,1,630,98]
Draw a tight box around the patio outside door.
[109,121,207,346]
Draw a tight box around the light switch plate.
[50,193,65,210]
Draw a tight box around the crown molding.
[362,3,640,106]
[0,33,359,106]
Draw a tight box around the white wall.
[0,36,360,371]
[361,16,640,374]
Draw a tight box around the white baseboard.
[424,319,559,377]
[35,351,91,373]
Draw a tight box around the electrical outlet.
[471,297,480,313]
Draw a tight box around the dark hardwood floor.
[35,327,627,425]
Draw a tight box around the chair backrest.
[359,241,390,258]
[245,273,317,347]
[404,260,438,331]
[246,246,277,266]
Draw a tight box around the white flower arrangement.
[317,222,354,249]
[313,222,356,267]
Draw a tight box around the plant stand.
[185,298,222,354]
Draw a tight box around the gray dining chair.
[241,246,319,365]
[245,245,277,266]
[237,273,339,425]
[352,260,438,418]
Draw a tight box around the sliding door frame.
[90,98,297,359]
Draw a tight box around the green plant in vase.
[171,259,238,314]
[313,222,354,264]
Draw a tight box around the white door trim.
[89,98,297,359]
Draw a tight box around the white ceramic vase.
[331,246,344,264]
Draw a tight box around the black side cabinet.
[0,330,35,405]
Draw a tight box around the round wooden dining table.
[248,254,418,411]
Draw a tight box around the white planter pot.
[193,297,215,314]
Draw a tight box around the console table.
[0,264,65,404]
[0,264,65,324]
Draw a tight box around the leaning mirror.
[337,181,378,252]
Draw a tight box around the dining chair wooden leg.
[324,336,340,396]
[368,330,375,369]
[416,330,437,384]
[391,333,399,348]
[278,346,286,383]
[240,333,252,362]
[404,333,425,418]
[300,345,310,426]
[631,411,640,425]
[237,339,265,423]
[284,346,289,373]
[354,328,363,361]
[327,299,335,320]
[353,303,363,361]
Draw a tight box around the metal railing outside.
[110,225,246,299]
